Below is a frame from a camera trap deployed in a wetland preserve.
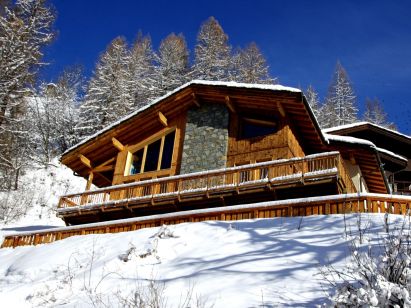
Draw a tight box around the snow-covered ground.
[0,209,399,307]
[0,162,405,307]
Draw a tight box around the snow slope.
[0,212,399,307]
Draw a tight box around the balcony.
[56,152,356,224]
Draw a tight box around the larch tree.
[322,61,358,128]
[363,97,395,129]
[193,16,232,81]
[157,33,190,93]
[29,65,84,166]
[79,37,133,137]
[233,42,275,84]
[128,32,159,109]
[0,0,55,190]
[0,0,55,129]
[305,85,322,123]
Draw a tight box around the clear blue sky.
[43,0,411,133]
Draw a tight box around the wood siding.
[227,115,305,166]
[3,193,410,248]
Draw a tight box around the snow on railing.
[58,151,355,210]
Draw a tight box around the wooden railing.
[3,193,411,248]
[57,152,356,212]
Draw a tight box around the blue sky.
[43,0,411,133]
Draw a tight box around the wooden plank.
[112,137,125,151]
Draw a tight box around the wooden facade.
[52,81,391,225]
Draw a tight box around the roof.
[62,80,304,157]
[324,122,411,158]
[324,133,391,193]
[61,80,328,187]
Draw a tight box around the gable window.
[128,130,176,175]
[239,117,277,139]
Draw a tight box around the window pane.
[240,120,276,139]
[130,148,144,175]
[144,139,161,172]
[161,131,175,170]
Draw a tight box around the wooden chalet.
[56,80,386,225]
[324,122,411,195]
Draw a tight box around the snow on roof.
[375,147,408,163]
[62,80,302,158]
[324,133,375,147]
[324,133,408,163]
[323,121,411,141]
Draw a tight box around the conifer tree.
[157,33,189,93]
[193,16,232,81]
[79,37,132,136]
[0,0,55,190]
[233,42,275,84]
[305,85,321,121]
[128,32,159,108]
[363,97,394,129]
[322,61,358,128]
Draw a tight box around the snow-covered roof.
[323,121,411,141]
[62,80,302,158]
[324,133,408,163]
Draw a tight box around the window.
[128,130,176,175]
[239,117,277,139]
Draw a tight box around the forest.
[0,0,395,210]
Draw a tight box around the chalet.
[5,80,411,248]
[55,80,390,225]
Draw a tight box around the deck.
[3,193,411,248]
[57,152,356,224]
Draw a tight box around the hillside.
[0,207,396,307]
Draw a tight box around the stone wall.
[180,103,229,174]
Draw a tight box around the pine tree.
[305,85,322,122]
[79,37,133,137]
[157,33,189,93]
[128,32,159,108]
[322,61,358,128]
[363,97,394,129]
[233,42,275,84]
[193,16,232,81]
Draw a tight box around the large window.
[128,130,176,175]
[239,117,277,139]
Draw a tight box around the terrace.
[57,151,356,225]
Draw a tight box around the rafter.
[158,111,168,127]
[225,96,236,113]
[79,154,92,169]
[112,137,125,151]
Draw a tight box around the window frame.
[124,127,176,177]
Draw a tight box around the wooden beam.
[112,137,125,151]
[349,153,357,165]
[85,172,94,191]
[225,96,236,113]
[192,93,201,107]
[158,111,168,127]
[277,102,286,117]
[93,165,114,173]
[79,154,92,169]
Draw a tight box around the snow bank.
[0,213,400,307]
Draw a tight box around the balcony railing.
[57,151,356,213]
